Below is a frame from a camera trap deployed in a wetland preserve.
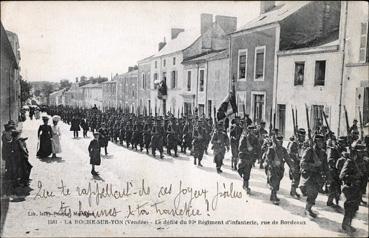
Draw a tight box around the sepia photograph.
[0,1,368,237]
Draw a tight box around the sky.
[1,1,260,83]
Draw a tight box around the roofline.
[1,22,19,69]
[277,44,339,57]
[228,22,279,37]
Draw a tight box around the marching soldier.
[256,121,268,168]
[340,142,367,232]
[151,119,164,159]
[166,121,179,157]
[299,134,327,218]
[264,135,294,205]
[287,128,306,198]
[192,119,206,167]
[97,123,109,155]
[181,118,192,154]
[238,125,259,194]
[143,118,152,154]
[230,117,242,170]
[211,121,230,173]
[125,119,133,148]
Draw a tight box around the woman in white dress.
[51,116,62,158]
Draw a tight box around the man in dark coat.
[143,119,152,154]
[238,125,259,194]
[98,123,109,155]
[181,119,192,154]
[89,132,101,175]
[230,117,242,170]
[299,134,327,218]
[70,115,81,138]
[211,121,230,173]
[151,120,164,159]
[166,122,178,157]
[192,120,206,167]
[264,135,294,205]
[286,128,306,198]
[339,142,367,232]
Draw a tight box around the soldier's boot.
[290,186,300,199]
[216,167,222,174]
[342,213,351,232]
[194,158,197,165]
[167,149,171,156]
[327,194,335,207]
[160,152,164,159]
[274,191,280,202]
[104,147,108,155]
[348,211,357,232]
[198,160,203,167]
[305,203,317,218]
[335,195,340,206]
[174,148,178,157]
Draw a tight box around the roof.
[153,28,200,57]
[81,83,102,88]
[1,22,18,68]
[234,1,309,33]
[137,55,154,64]
[182,49,228,64]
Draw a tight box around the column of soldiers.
[44,105,368,233]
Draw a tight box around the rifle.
[344,106,351,145]
[269,107,273,136]
[322,110,331,135]
[305,104,312,145]
[273,112,276,131]
[295,107,298,133]
[358,107,364,141]
[292,106,297,137]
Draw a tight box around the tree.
[20,78,32,105]
[59,79,72,90]
[42,82,54,105]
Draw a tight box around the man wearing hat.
[349,119,359,136]
[192,119,206,167]
[351,141,369,205]
[2,121,16,187]
[339,142,367,232]
[237,125,260,194]
[150,120,164,159]
[230,117,242,170]
[211,121,230,173]
[299,134,327,218]
[286,128,306,198]
[89,132,101,176]
[264,135,295,205]
[256,121,268,168]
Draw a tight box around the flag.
[216,91,237,121]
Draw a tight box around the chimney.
[215,15,237,34]
[201,13,213,35]
[260,1,275,15]
[158,37,166,51]
[171,28,184,40]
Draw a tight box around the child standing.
[88,132,101,175]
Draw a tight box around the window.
[171,70,177,89]
[187,71,191,91]
[254,46,265,81]
[238,49,247,80]
[146,74,150,91]
[314,61,326,86]
[199,69,205,91]
[163,59,166,67]
[154,73,158,89]
[142,73,146,89]
[173,57,176,65]
[294,62,305,86]
[359,22,368,63]
[155,61,157,68]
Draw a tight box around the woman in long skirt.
[51,117,62,158]
[37,116,52,158]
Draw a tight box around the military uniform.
[211,122,230,173]
[265,136,294,204]
[299,134,327,218]
[339,142,367,232]
[143,120,152,154]
[166,122,179,156]
[238,126,259,193]
[230,118,242,170]
[192,121,206,166]
[151,120,164,158]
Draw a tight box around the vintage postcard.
[1,1,368,237]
